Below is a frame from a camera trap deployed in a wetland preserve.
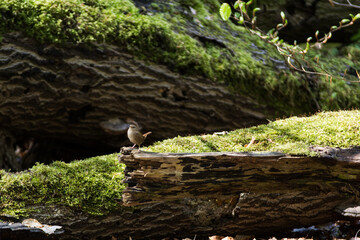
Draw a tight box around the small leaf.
[341,18,350,24]
[353,13,360,21]
[234,12,241,19]
[307,37,312,42]
[246,0,253,6]
[234,1,240,9]
[280,11,285,21]
[219,3,231,21]
[330,25,337,30]
[252,8,260,16]
[276,23,283,29]
[238,16,244,24]
[271,37,279,43]
[315,30,319,38]
[327,32,332,39]
[240,2,246,14]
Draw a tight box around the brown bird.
[127,124,151,150]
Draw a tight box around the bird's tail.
[143,132,152,138]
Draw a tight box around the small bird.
[127,124,152,150]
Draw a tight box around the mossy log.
[1,0,360,169]
[2,147,360,239]
[0,32,271,169]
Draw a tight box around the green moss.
[341,42,360,64]
[303,43,360,110]
[146,110,360,155]
[1,0,360,115]
[0,153,125,217]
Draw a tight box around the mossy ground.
[1,0,360,115]
[0,153,125,217]
[1,110,359,218]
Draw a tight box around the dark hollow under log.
[0,130,20,171]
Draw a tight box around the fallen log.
[117,147,360,237]
[2,148,360,240]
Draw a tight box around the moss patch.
[0,153,125,217]
[1,0,360,115]
[145,110,360,155]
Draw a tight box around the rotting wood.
[119,148,360,207]
[2,148,360,240]
[113,148,360,238]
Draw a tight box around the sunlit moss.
[146,110,360,155]
[0,153,125,217]
[0,0,360,114]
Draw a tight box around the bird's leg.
[131,144,136,149]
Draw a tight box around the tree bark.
[2,147,360,239]
[0,32,272,168]
[117,147,360,238]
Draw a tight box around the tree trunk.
[2,147,360,239]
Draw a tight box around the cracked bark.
[0,32,273,169]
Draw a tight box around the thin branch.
[329,0,360,9]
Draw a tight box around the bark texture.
[0,32,271,168]
[117,148,360,238]
[2,148,360,240]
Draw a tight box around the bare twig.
[329,0,360,9]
